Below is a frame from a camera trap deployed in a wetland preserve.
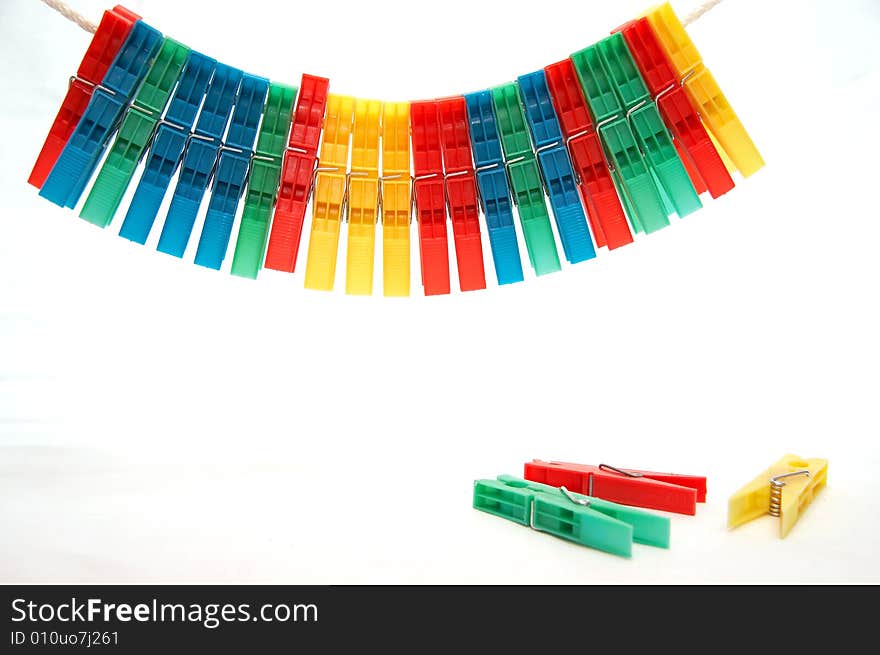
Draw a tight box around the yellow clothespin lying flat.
[304,94,355,291]
[728,454,828,538]
[345,99,382,295]
[644,2,764,178]
[380,102,412,297]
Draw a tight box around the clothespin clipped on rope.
[525,460,707,515]
[728,454,827,538]
[473,475,670,558]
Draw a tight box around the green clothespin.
[491,84,561,277]
[230,83,297,279]
[473,475,670,558]
[571,42,669,234]
[80,38,189,228]
[596,33,701,219]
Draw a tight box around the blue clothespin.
[40,21,163,208]
[155,64,243,258]
[516,71,596,264]
[192,73,268,270]
[464,91,524,286]
[118,51,216,244]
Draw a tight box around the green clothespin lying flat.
[473,474,670,557]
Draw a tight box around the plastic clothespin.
[644,2,764,178]
[437,96,486,292]
[525,460,707,515]
[615,17,733,199]
[595,33,702,220]
[517,71,596,265]
[490,84,561,277]
[728,454,828,538]
[344,99,382,295]
[117,52,216,244]
[155,64,242,258]
[29,5,140,188]
[464,91,524,285]
[80,38,190,228]
[264,74,330,273]
[230,83,297,279]
[570,43,667,235]
[193,74,269,270]
[303,94,355,290]
[544,59,633,251]
[473,475,670,558]
[40,20,163,209]
[410,100,451,296]
[380,102,412,297]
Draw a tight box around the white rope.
[40,0,96,33]
[682,0,725,27]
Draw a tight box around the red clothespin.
[524,460,707,515]
[544,59,633,250]
[411,100,450,296]
[437,97,486,292]
[28,5,140,188]
[615,18,734,199]
[264,74,330,273]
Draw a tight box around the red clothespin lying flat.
[28,5,140,188]
[524,460,707,515]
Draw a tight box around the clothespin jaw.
[345,99,383,295]
[379,101,412,297]
[303,94,355,291]
[230,82,298,279]
[80,37,191,228]
[728,455,828,538]
[29,5,140,188]
[643,2,764,178]
[473,475,670,557]
[525,460,706,515]
[264,74,330,273]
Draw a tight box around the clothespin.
[193,74,269,270]
[517,71,596,265]
[570,42,668,235]
[544,59,633,250]
[29,5,140,188]
[264,74,330,273]
[379,102,412,297]
[40,20,163,208]
[156,64,242,258]
[490,84,561,277]
[644,2,764,178]
[594,33,702,220]
[437,96,486,292]
[464,90,524,285]
[229,82,297,278]
[80,38,190,228]
[473,475,670,557]
[117,51,216,244]
[525,460,707,515]
[344,99,382,295]
[303,94,355,290]
[728,455,828,538]
[614,17,733,199]
[410,100,450,296]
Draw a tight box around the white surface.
[1,0,878,584]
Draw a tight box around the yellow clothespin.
[644,2,764,178]
[304,94,355,291]
[380,102,412,297]
[728,454,828,538]
[345,99,382,295]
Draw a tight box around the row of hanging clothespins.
[475,456,828,557]
[29,3,763,297]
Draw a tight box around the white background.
[1,0,878,583]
